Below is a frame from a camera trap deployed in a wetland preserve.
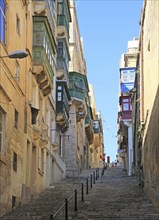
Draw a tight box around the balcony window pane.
[57,2,63,15]
[33,32,43,46]
[13,152,17,172]
[123,99,129,103]
[48,0,54,17]
[57,92,62,101]
[123,103,129,111]
[58,86,62,90]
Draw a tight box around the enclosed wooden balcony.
[56,40,70,82]
[69,72,87,103]
[56,81,71,133]
[33,16,56,96]
[57,0,71,45]
[85,115,93,144]
[93,120,100,134]
[34,0,55,33]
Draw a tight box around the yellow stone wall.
[0,1,33,215]
[140,0,159,206]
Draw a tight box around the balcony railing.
[33,14,56,82]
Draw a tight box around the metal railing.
[50,168,100,220]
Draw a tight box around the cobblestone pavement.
[71,164,159,220]
[1,165,159,220]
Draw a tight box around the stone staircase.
[1,165,159,220]
[0,169,96,220]
[71,165,159,220]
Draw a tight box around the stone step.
[1,166,159,220]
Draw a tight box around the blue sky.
[75,0,143,162]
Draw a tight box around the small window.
[58,86,62,90]
[14,109,18,129]
[0,107,6,153]
[130,74,134,81]
[123,99,129,103]
[93,120,99,133]
[13,152,17,171]
[12,196,16,209]
[122,75,128,82]
[123,103,129,111]
[57,92,62,101]
[123,70,127,73]
[57,2,63,15]
[57,41,64,58]
[122,97,131,111]
[31,107,39,125]
[58,47,63,58]
[58,41,63,47]
[16,14,20,36]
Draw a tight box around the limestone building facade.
[132,0,159,207]
[64,0,93,176]
[0,0,69,215]
[0,0,104,216]
[117,38,139,175]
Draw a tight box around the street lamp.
[0,50,28,59]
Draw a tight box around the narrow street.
[1,164,159,220]
[71,165,159,219]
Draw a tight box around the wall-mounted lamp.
[0,50,28,59]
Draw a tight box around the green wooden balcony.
[33,16,56,96]
[33,47,54,82]
[57,15,69,40]
[85,115,93,144]
[57,0,71,42]
[34,0,55,33]
[69,72,87,102]
[85,115,91,125]
[56,81,71,133]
